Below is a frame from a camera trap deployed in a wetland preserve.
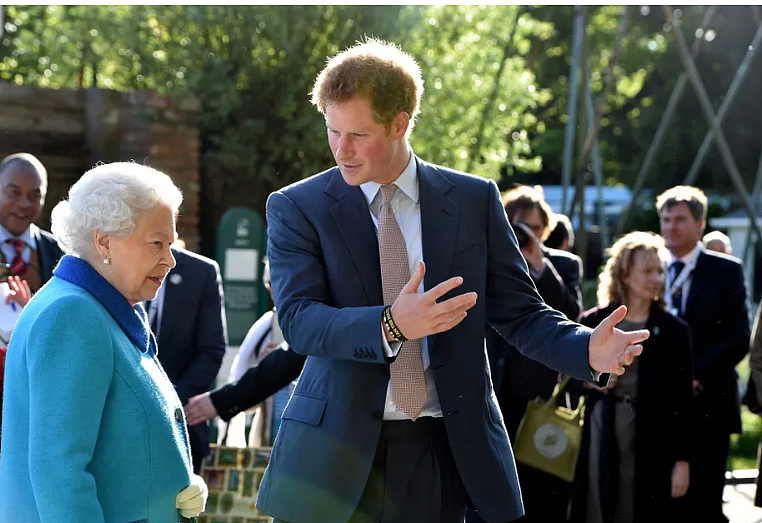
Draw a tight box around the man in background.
[0,153,64,448]
[147,240,227,473]
[0,153,63,293]
[658,185,749,523]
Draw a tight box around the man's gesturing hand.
[588,305,649,375]
[390,261,477,340]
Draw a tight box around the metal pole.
[561,5,584,215]
[575,6,589,273]
[617,6,717,235]
[742,145,762,263]
[662,5,762,246]
[684,21,762,185]
[586,78,610,248]
[579,6,630,163]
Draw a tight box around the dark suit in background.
[0,225,63,292]
[30,226,64,288]
[679,249,749,522]
[154,247,227,473]
[482,246,583,523]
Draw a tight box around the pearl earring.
[103,256,110,265]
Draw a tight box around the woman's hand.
[671,460,690,498]
[6,276,31,307]
[176,474,208,517]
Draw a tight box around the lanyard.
[666,254,698,312]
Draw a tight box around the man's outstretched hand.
[588,305,649,375]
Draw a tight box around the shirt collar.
[669,242,701,266]
[360,149,418,207]
[0,223,35,249]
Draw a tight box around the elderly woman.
[571,231,693,523]
[0,163,207,522]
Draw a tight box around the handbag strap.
[546,375,571,407]
[546,375,585,421]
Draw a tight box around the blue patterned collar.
[53,255,156,355]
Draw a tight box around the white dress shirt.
[0,224,37,265]
[667,242,701,313]
[360,151,443,420]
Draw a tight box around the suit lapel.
[418,159,458,294]
[326,169,383,306]
[157,250,186,345]
[418,159,458,354]
[31,226,52,284]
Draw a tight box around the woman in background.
[571,231,693,523]
[0,162,207,522]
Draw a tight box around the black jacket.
[571,305,693,522]
[211,344,306,421]
[680,249,749,433]
[155,248,227,467]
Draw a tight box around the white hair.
[702,230,732,253]
[50,162,183,257]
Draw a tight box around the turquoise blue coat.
[0,256,193,523]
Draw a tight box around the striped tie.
[6,238,26,277]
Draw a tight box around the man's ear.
[93,230,110,259]
[392,111,410,139]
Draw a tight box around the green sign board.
[216,207,269,346]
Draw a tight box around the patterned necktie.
[670,261,686,316]
[6,238,26,277]
[379,184,427,420]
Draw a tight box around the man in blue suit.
[258,38,648,523]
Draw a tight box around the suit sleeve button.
[372,410,383,420]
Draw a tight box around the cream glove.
[175,474,208,518]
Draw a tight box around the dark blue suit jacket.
[682,249,749,433]
[155,248,227,469]
[259,158,595,523]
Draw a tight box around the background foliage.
[2,5,762,252]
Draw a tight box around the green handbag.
[513,376,585,482]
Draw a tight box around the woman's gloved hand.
[175,474,208,518]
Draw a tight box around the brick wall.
[117,90,202,250]
[0,83,201,251]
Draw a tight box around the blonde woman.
[571,232,693,523]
